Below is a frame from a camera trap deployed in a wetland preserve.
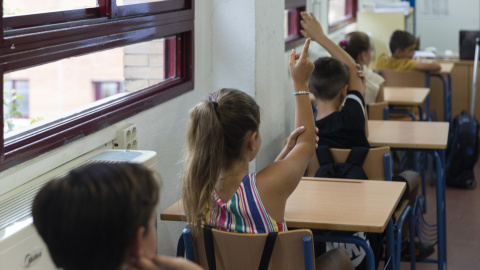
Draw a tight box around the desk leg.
[387,219,395,270]
[427,150,447,270]
[314,235,376,270]
[431,74,450,123]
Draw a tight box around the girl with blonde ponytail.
[182,38,317,236]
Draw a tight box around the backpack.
[446,111,478,189]
[314,145,382,270]
[314,145,369,180]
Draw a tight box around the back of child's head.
[32,163,159,270]
[389,30,416,54]
[339,31,371,62]
[309,57,349,101]
[182,88,260,234]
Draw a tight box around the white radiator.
[0,149,157,270]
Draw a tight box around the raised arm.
[257,38,315,198]
[300,12,364,96]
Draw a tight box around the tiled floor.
[398,160,480,269]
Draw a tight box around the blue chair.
[179,227,315,270]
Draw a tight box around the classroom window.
[285,0,306,50]
[328,0,357,33]
[1,0,193,172]
[3,79,29,133]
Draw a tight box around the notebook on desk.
[460,30,480,60]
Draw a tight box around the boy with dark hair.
[376,30,441,72]
[300,13,432,265]
[300,13,369,177]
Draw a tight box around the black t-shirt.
[315,90,370,149]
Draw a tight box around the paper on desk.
[414,50,436,58]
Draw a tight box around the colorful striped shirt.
[205,173,287,233]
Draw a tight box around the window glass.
[328,0,347,24]
[284,9,298,39]
[117,0,174,6]
[3,0,97,16]
[3,37,175,137]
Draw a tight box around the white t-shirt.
[363,65,385,104]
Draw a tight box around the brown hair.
[389,30,416,54]
[181,88,260,234]
[309,57,349,101]
[32,163,159,270]
[339,31,371,63]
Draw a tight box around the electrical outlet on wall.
[112,124,138,150]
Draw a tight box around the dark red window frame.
[328,0,358,33]
[285,0,306,51]
[0,1,194,171]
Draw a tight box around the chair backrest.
[378,69,427,87]
[328,146,391,180]
[367,101,389,120]
[190,228,314,270]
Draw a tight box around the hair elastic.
[211,101,218,111]
[340,39,347,48]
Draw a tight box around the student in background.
[376,30,441,72]
[339,31,385,104]
[32,163,201,270]
[181,39,354,270]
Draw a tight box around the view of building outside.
[3,0,171,136]
[328,0,347,24]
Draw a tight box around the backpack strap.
[316,145,335,165]
[345,147,370,167]
[258,232,278,270]
[176,233,185,257]
[203,226,217,270]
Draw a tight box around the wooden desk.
[368,120,449,149]
[161,178,406,233]
[383,86,430,106]
[436,63,454,74]
[285,178,405,233]
[368,120,449,270]
[161,178,405,270]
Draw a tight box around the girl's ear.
[127,226,146,260]
[246,131,257,151]
[359,50,368,64]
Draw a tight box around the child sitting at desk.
[181,39,353,270]
[339,31,385,105]
[300,12,431,266]
[32,163,202,270]
[376,30,441,72]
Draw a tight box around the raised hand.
[289,38,315,89]
[300,12,325,42]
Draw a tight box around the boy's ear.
[393,48,403,58]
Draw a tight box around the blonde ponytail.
[182,88,260,235]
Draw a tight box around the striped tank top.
[205,173,287,233]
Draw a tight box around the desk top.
[160,178,406,233]
[435,63,454,74]
[285,178,405,233]
[383,86,430,105]
[368,120,449,149]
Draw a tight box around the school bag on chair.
[314,145,383,270]
[446,37,480,189]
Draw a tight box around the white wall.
[0,0,291,257]
[416,0,480,52]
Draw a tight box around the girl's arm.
[257,38,316,199]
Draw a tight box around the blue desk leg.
[427,150,447,270]
[387,218,395,270]
[314,234,376,270]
